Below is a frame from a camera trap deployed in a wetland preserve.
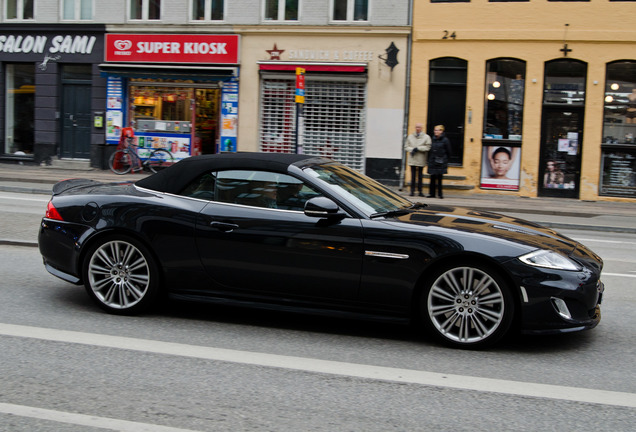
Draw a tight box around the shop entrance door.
[60,83,92,159]
[195,88,221,154]
[538,107,584,198]
[427,58,467,165]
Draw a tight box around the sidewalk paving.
[1,162,635,237]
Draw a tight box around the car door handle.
[209,221,239,232]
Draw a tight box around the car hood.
[388,203,581,255]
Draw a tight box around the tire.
[146,149,175,173]
[83,235,160,315]
[420,263,514,349]
[109,150,133,175]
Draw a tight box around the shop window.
[483,59,525,141]
[427,57,467,166]
[331,0,368,22]
[192,0,223,21]
[480,59,525,191]
[4,64,35,156]
[131,85,193,124]
[62,0,92,20]
[6,0,34,19]
[130,0,161,20]
[600,61,636,198]
[603,61,636,145]
[264,0,298,21]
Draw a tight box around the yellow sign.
[296,67,306,75]
[295,95,305,103]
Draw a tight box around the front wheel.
[109,150,133,175]
[146,149,175,173]
[83,236,160,315]
[419,263,514,349]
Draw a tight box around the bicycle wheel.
[109,150,134,175]
[146,149,175,173]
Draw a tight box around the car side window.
[180,172,218,200]
[216,170,321,210]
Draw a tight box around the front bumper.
[506,259,604,335]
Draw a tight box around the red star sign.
[266,44,284,60]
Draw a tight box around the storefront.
[100,34,240,163]
[0,24,105,165]
[258,61,368,171]
[236,32,409,182]
[407,1,636,201]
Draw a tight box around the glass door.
[538,108,584,198]
[539,59,587,198]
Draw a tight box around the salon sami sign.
[0,34,97,54]
[105,34,240,64]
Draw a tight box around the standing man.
[404,123,431,197]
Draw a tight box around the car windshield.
[303,162,412,216]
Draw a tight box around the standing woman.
[427,125,452,199]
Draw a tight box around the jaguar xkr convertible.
[38,153,604,348]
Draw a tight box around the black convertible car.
[38,153,604,348]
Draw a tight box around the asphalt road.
[1,195,635,431]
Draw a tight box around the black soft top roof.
[135,152,329,194]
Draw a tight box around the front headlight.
[519,250,581,271]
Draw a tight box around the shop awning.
[99,64,238,82]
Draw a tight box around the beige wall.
[235,27,409,160]
[410,0,636,201]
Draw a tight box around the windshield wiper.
[370,209,410,219]
[370,202,428,219]
[408,202,428,210]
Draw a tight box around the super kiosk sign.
[105,34,239,64]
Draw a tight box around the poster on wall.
[106,77,125,144]
[220,78,239,152]
[480,146,521,190]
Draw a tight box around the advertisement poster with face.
[480,146,521,190]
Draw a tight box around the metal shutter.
[259,75,367,171]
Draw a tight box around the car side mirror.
[304,197,346,220]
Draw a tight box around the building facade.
[0,0,411,182]
[410,0,636,201]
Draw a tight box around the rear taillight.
[45,201,64,221]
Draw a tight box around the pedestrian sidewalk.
[1,162,636,234]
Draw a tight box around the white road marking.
[2,323,636,410]
[0,402,199,432]
[574,237,636,246]
[0,193,49,202]
[603,272,636,278]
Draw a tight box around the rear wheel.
[420,263,514,349]
[83,235,160,314]
[146,149,175,173]
[109,150,133,175]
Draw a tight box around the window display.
[125,80,221,160]
[602,61,636,145]
[600,61,636,198]
[483,59,525,141]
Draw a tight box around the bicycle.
[109,137,175,175]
